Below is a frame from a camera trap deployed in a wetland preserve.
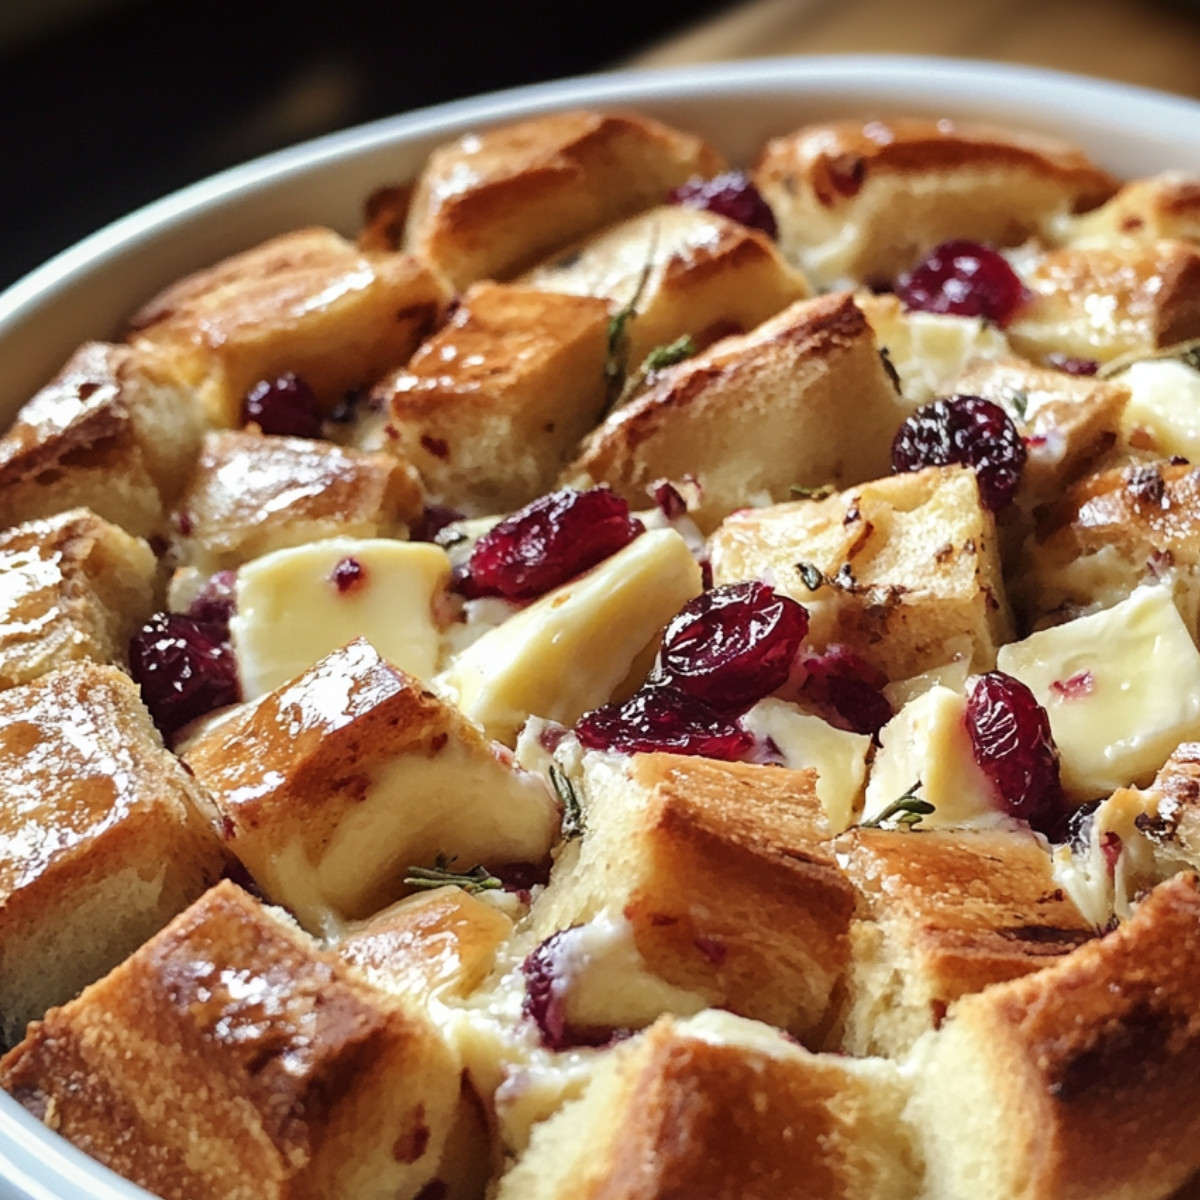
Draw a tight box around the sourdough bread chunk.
[711,465,1013,681]
[402,109,726,289]
[1057,171,1200,248]
[495,1009,921,1200]
[372,283,610,514]
[518,204,811,371]
[231,536,451,700]
[0,662,226,1047]
[0,881,460,1200]
[530,752,854,1041]
[908,871,1200,1200]
[567,292,909,534]
[0,508,157,689]
[128,228,448,427]
[754,117,1115,288]
[183,639,558,935]
[0,341,204,538]
[171,429,423,575]
[838,826,1094,1057]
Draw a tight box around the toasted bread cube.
[183,639,558,935]
[495,1009,920,1200]
[838,826,1094,1057]
[1132,743,1200,873]
[711,465,1013,681]
[1005,240,1200,365]
[402,109,725,289]
[1059,171,1200,248]
[519,204,810,371]
[0,881,460,1200]
[998,586,1200,799]
[0,341,204,538]
[530,752,854,1041]
[567,293,909,535]
[172,429,423,575]
[372,283,610,513]
[0,508,157,689]
[128,228,449,427]
[0,662,225,1046]
[909,871,1200,1200]
[754,116,1115,289]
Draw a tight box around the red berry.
[185,569,237,630]
[241,373,322,438]
[897,239,1027,326]
[966,671,1066,837]
[521,932,624,1051]
[575,687,754,760]
[891,394,1027,511]
[668,171,778,239]
[460,487,644,602]
[1046,352,1099,377]
[652,582,808,710]
[128,612,240,745]
[798,644,892,736]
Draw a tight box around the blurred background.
[1,0,1199,293]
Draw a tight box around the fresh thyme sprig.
[603,237,658,412]
[404,854,502,894]
[550,763,585,840]
[858,782,935,830]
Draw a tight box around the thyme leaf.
[404,854,502,894]
[858,782,935,830]
[790,483,836,500]
[603,238,658,413]
[550,764,585,840]
[643,334,696,372]
[796,561,826,591]
[1007,388,1029,421]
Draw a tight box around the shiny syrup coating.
[575,686,754,760]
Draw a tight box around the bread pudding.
[1,101,1200,1200]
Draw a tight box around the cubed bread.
[372,283,611,514]
[1059,171,1200,248]
[754,116,1116,288]
[1132,743,1200,872]
[518,204,810,374]
[0,662,226,1046]
[402,109,725,289]
[0,880,460,1200]
[836,826,1094,1057]
[1005,240,1200,365]
[710,465,1013,681]
[908,871,1200,1200]
[182,638,559,935]
[127,227,449,427]
[528,752,854,1042]
[171,429,424,575]
[565,292,909,534]
[0,341,204,539]
[495,1009,921,1200]
[0,508,157,689]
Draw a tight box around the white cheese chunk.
[741,698,870,833]
[231,538,450,699]
[877,309,1012,407]
[863,685,998,828]
[437,529,701,745]
[997,585,1200,798]
[1120,358,1200,460]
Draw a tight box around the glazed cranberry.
[668,171,778,239]
[185,569,237,631]
[459,487,644,602]
[798,644,893,736]
[891,394,1027,511]
[652,582,808,710]
[897,239,1027,326]
[1046,352,1099,377]
[576,687,753,760]
[241,372,323,438]
[966,671,1066,837]
[521,932,621,1052]
[129,611,240,745]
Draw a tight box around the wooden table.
[630,0,1200,101]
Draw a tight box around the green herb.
[796,561,826,591]
[878,346,902,393]
[550,763,585,840]
[604,255,656,411]
[858,782,935,830]
[643,334,696,372]
[404,854,502,894]
[789,483,836,500]
[1007,388,1029,421]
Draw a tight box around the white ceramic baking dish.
[1,53,1199,1200]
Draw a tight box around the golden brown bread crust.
[171,429,424,573]
[128,228,449,427]
[1064,172,1200,247]
[0,880,459,1200]
[402,109,726,289]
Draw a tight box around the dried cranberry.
[330,557,367,594]
[459,487,644,602]
[575,687,753,760]
[128,612,240,745]
[966,671,1066,837]
[241,373,322,438]
[651,582,808,710]
[1046,352,1099,377]
[668,171,778,239]
[798,644,893,736]
[185,569,237,631]
[521,932,621,1052]
[897,239,1027,326]
[891,394,1027,511]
